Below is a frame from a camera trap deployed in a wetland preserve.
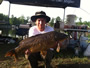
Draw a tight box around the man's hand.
[25,49,30,54]
[25,49,31,59]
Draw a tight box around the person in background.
[25,11,55,68]
[54,20,60,32]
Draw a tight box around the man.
[25,11,54,68]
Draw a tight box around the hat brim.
[31,15,50,23]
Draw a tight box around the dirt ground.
[0,43,90,68]
[0,57,90,68]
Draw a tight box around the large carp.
[5,31,68,61]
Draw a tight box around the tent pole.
[63,8,66,22]
[8,2,11,24]
[6,2,11,36]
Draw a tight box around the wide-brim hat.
[31,11,50,23]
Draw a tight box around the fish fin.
[5,49,18,62]
[40,51,47,59]
[40,51,47,56]
[56,43,60,52]
[5,49,15,57]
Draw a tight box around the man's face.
[36,18,46,31]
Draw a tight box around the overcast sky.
[0,0,90,22]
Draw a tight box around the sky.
[0,0,90,22]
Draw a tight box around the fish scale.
[5,31,68,61]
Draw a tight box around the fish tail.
[5,49,15,57]
[5,49,18,61]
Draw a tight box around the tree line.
[76,17,90,27]
[0,13,29,25]
[49,16,90,28]
[0,13,90,27]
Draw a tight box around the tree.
[0,13,8,22]
[9,15,28,25]
[76,17,83,26]
[3,15,8,22]
[83,21,90,27]
[26,16,30,22]
[49,18,55,27]
[18,15,25,24]
[0,13,4,21]
[76,17,90,27]
[56,16,61,21]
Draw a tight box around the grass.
[87,34,90,43]
[0,43,30,68]
[0,42,90,68]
